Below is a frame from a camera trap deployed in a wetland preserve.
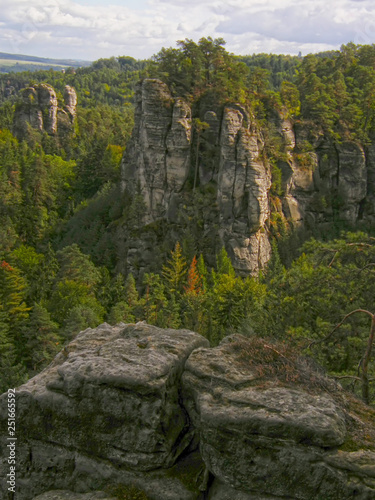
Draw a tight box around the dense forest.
[0,39,374,405]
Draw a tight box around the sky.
[0,0,374,61]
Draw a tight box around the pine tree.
[184,256,202,296]
[162,242,187,294]
[0,310,26,392]
[23,303,60,373]
[0,259,30,360]
[143,273,168,325]
[212,247,235,284]
[183,256,205,332]
[124,273,140,308]
[197,254,208,292]
[108,273,141,325]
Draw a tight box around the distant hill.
[0,52,92,73]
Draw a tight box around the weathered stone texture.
[121,80,272,275]
[279,119,370,228]
[120,80,375,275]
[14,84,77,138]
[0,322,208,499]
[182,335,375,500]
[1,325,374,500]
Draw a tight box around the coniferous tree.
[23,303,60,373]
[162,242,187,294]
[0,310,26,392]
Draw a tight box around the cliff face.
[121,79,375,277]
[121,80,272,276]
[14,84,77,139]
[1,323,374,500]
[280,118,372,227]
[122,80,192,221]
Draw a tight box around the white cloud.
[0,0,374,60]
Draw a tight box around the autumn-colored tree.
[184,256,202,296]
[183,256,205,332]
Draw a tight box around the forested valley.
[0,39,374,406]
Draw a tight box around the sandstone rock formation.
[1,323,374,500]
[121,79,192,221]
[182,336,375,499]
[0,323,208,500]
[278,117,371,228]
[14,84,77,139]
[33,492,115,500]
[217,106,271,273]
[120,79,375,277]
[121,79,272,276]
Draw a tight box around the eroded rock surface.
[277,117,370,228]
[33,491,115,500]
[182,335,375,500]
[120,80,375,278]
[1,325,374,500]
[121,79,272,276]
[14,84,77,138]
[0,322,208,500]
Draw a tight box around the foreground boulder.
[183,335,375,499]
[0,322,208,499]
[0,324,374,500]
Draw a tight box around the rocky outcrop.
[33,492,115,500]
[120,80,375,277]
[182,336,375,499]
[0,323,208,500]
[278,117,371,228]
[63,85,78,120]
[121,79,272,276]
[1,323,374,500]
[122,79,192,221]
[218,106,271,273]
[14,84,77,139]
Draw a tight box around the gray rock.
[120,80,272,276]
[1,326,374,500]
[14,83,77,139]
[208,479,284,499]
[64,85,78,119]
[277,119,371,228]
[182,335,375,500]
[217,106,272,275]
[336,141,367,223]
[37,84,58,134]
[33,491,115,500]
[121,79,181,221]
[0,322,208,499]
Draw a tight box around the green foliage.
[23,303,60,373]
[143,273,180,328]
[0,310,27,392]
[280,81,300,117]
[251,232,375,401]
[162,242,187,294]
[151,37,249,102]
[239,53,300,90]
[47,244,105,333]
[2,42,375,405]
[108,273,142,324]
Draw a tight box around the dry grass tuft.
[227,335,342,397]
